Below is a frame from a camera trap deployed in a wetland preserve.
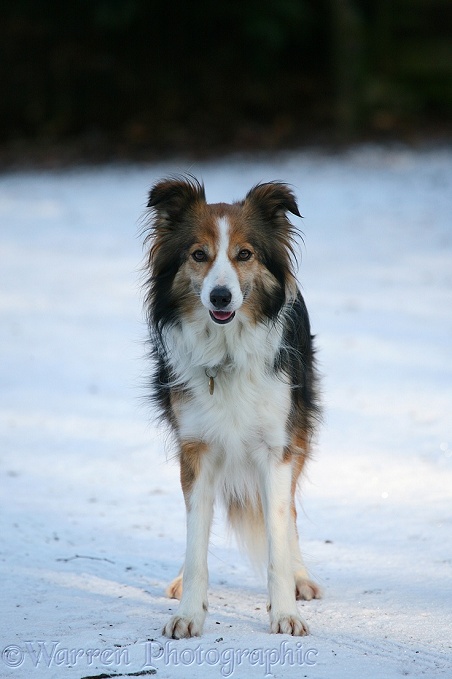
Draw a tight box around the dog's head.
[144,176,301,333]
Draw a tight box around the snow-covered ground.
[1,147,451,679]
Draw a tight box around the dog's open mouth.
[209,311,236,324]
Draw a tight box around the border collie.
[142,176,321,639]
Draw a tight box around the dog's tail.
[227,498,267,572]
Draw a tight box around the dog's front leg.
[260,453,309,636]
[163,441,214,639]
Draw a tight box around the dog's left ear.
[244,182,301,220]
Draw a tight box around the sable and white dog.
[142,176,321,639]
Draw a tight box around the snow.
[1,146,451,679]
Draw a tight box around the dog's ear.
[244,182,301,220]
[147,176,206,222]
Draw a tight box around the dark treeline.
[1,0,451,161]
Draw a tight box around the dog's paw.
[163,613,205,639]
[295,577,322,601]
[166,574,183,600]
[270,613,309,636]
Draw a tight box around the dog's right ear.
[147,176,205,223]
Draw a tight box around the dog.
[142,176,321,639]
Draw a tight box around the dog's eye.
[237,249,253,261]
[192,249,207,262]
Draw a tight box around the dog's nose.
[210,286,232,309]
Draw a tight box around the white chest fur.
[163,310,292,501]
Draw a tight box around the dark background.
[1,0,451,166]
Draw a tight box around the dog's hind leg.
[166,564,184,600]
[290,505,322,601]
[289,451,322,601]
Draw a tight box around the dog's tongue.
[211,311,233,321]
